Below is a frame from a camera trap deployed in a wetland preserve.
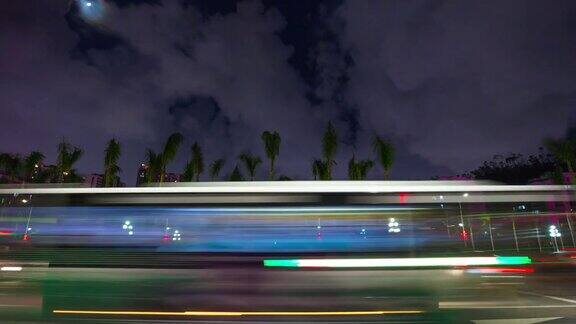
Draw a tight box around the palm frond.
[262,130,281,180]
[162,133,184,164]
[373,136,394,179]
[209,158,225,181]
[322,122,338,162]
[239,152,262,180]
[229,165,244,181]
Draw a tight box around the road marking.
[92,321,428,324]
[439,301,576,309]
[519,290,576,304]
[472,318,562,324]
[53,309,424,317]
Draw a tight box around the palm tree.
[0,154,11,175]
[209,159,225,181]
[145,149,162,183]
[56,140,83,183]
[154,133,183,183]
[373,136,394,180]
[229,165,244,181]
[544,137,575,184]
[312,159,330,180]
[0,153,22,182]
[348,155,374,180]
[322,122,338,179]
[348,156,357,180]
[261,131,281,180]
[238,152,262,181]
[23,151,44,183]
[312,159,321,180]
[103,139,121,187]
[183,142,204,182]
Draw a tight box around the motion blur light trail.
[1,183,574,322]
[263,256,532,268]
[53,309,423,316]
[467,267,534,274]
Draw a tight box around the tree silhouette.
[159,133,183,183]
[373,136,394,179]
[209,159,225,181]
[56,140,83,183]
[229,165,244,181]
[145,150,161,183]
[469,152,557,184]
[322,122,338,179]
[183,142,204,181]
[103,139,121,187]
[312,159,330,180]
[261,130,281,180]
[348,155,374,180]
[544,138,576,183]
[238,152,262,181]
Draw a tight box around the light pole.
[23,195,33,241]
[508,204,522,252]
[459,193,469,248]
[566,213,575,247]
[511,216,519,252]
[549,225,561,253]
[535,226,542,252]
[487,217,495,251]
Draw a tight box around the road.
[1,259,576,323]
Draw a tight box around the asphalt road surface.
[2,261,576,323]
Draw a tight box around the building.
[84,174,104,187]
[136,163,180,185]
[84,173,125,188]
[165,172,181,183]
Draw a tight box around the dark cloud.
[335,0,576,174]
[1,0,574,184]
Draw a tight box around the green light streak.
[263,256,532,268]
[263,259,300,267]
[496,256,531,265]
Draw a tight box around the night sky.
[1,0,576,184]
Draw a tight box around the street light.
[122,220,134,236]
[172,229,181,241]
[388,218,400,233]
[549,225,561,252]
